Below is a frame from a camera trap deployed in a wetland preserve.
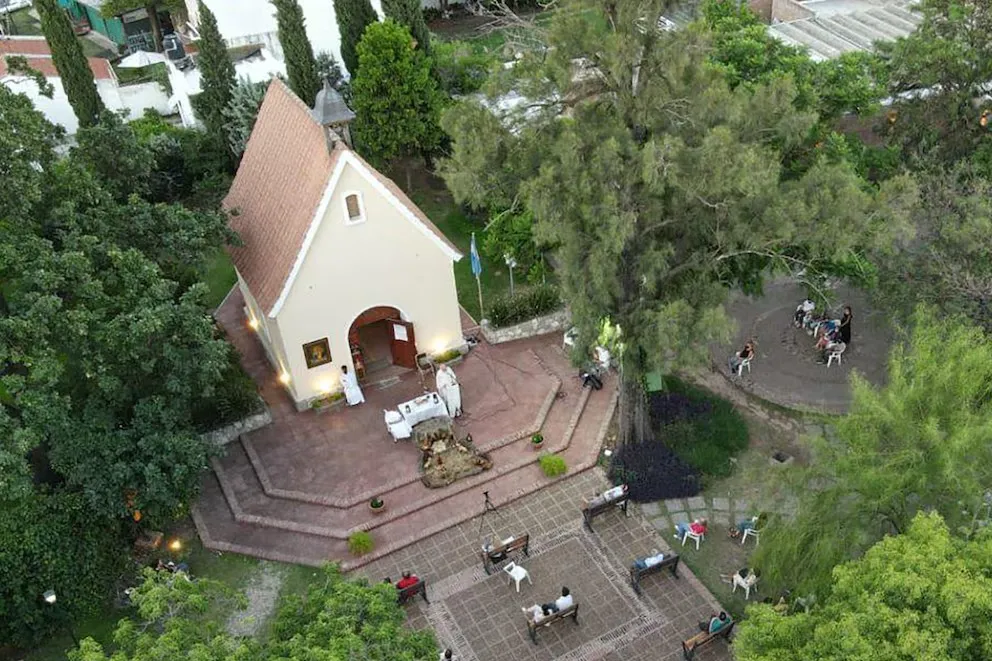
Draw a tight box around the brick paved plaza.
[355,470,732,661]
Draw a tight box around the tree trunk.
[147,3,163,52]
[618,370,649,446]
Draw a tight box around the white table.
[399,392,447,427]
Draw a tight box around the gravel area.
[225,562,286,638]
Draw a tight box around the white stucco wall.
[238,270,297,400]
[273,160,462,404]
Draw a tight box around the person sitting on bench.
[542,586,573,613]
[522,604,554,624]
[396,571,419,590]
[585,484,627,508]
[438,649,454,661]
[633,550,665,570]
[699,611,730,634]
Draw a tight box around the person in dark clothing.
[839,306,852,345]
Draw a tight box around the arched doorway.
[348,306,417,380]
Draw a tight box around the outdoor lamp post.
[504,254,518,296]
[42,590,79,646]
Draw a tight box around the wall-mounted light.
[278,372,291,386]
[248,317,259,330]
[432,338,448,355]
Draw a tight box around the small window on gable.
[344,193,365,225]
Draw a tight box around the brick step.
[211,377,591,539]
[193,386,618,570]
[237,370,563,508]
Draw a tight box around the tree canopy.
[35,0,104,127]
[195,0,237,148]
[736,512,992,661]
[382,0,431,54]
[352,19,445,167]
[272,0,322,106]
[440,0,916,441]
[334,0,380,76]
[752,308,992,597]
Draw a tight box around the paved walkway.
[714,279,893,414]
[356,469,732,661]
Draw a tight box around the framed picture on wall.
[303,338,332,369]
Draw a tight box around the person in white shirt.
[554,587,573,611]
[439,649,454,661]
[522,605,552,624]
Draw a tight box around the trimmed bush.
[433,348,462,363]
[539,453,567,477]
[193,343,263,431]
[650,377,749,478]
[348,531,375,556]
[488,284,561,328]
[609,441,701,501]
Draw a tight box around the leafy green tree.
[753,308,992,597]
[0,85,63,220]
[881,0,992,164]
[222,78,269,158]
[431,40,493,95]
[272,0,321,105]
[440,0,916,442]
[334,0,379,76]
[35,0,104,127]
[736,512,992,661]
[382,0,431,53]
[315,50,347,90]
[352,20,445,167]
[72,111,153,200]
[195,0,237,145]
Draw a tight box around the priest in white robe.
[340,365,365,406]
[435,363,462,418]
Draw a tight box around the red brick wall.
[348,306,400,345]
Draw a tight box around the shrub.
[609,441,701,501]
[433,348,462,363]
[488,284,561,328]
[348,531,375,556]
[531,433,543,444]
[650,377,749,478]
[193,343,262,431]
[432,40,493,95]
[539,453,567,477]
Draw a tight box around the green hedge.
[488,284,561,328]
[192,343,262,431]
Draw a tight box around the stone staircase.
[194,296,620,570]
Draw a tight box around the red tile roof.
[223,78,460,318]
[0,38,114,80]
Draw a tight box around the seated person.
[439,649,454,661]
[584,484,628,508]
[633,550,665,570]
[698,611,731,634]
[541,586,573,613]
[773,593,790,615]
[521,604,553,624]
[674,518,707,540]
[396,571,419,590]
[730,513,766,538]
[481,539,509,562]
[794,299,815,327]
[728,341,755,375]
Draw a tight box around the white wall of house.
[273,159,462,405]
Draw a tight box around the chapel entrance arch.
[348,306,418,378]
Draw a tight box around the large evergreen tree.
[382,0,430,54]
[334,0,379,76]
[34,0,104,127]
[195,0,236,145]
[352,20,444,167]
[272,0,321,105]
[439,0,917,443]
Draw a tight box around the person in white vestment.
[340,365,365,406]
[435,363,462,418]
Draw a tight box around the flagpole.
[470,232,485,321]
[476,273,484,321]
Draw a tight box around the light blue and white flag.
[470,232,482,277]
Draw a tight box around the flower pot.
[369,501,386,514]
[531,440,544,452]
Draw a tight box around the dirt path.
[225,562,286,638]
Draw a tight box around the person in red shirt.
[396,571,419,589]
[674,518,707,540]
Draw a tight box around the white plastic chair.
[502,561,532,593]
[384,409,412,442]
[741,526,761,546]
[680,527,705,551]
[733,572,759,600]
[737,356,752,376]
[826,342,846,367]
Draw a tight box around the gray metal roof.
[311,79,355,126]
[769,0,920,60]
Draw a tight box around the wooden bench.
[396,579,429,605]
[629,554,680,595]
[682,620,734,660]
[480,533,530,575]
[581,489,629,532]
[527,603,579,644]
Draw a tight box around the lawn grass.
[203,248,237,309]
[113,62,167,86]
[404,186,512,322]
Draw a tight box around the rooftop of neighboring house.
[768,0,920,60]
[0,35,114,79]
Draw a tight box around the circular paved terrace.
[713,279,894,414]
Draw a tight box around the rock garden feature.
[417,419,493,488]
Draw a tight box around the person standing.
[839,306,853,345]
[435,363,462,418]
[340,364,365,406]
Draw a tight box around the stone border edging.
[200,400,271,447]
[238,349,560,508]
[480,309,571,345]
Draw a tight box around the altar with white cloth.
[399,392,447,427]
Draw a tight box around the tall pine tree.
[272,0,321,105]
[382,0,430,54]
[334,0,378,77]
[35,0,104,127]
[195,0,236,144]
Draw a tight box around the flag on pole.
[470,232,482,276]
